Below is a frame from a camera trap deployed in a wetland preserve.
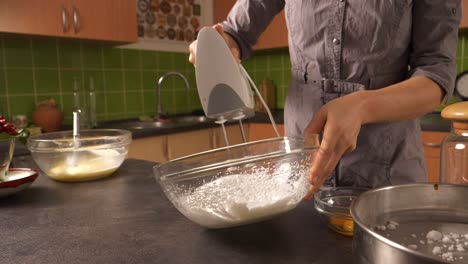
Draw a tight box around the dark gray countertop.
[2,156,355,264]
[419,113,451,132]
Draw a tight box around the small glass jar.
[440,101,468,184]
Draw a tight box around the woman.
[189,0,461,198]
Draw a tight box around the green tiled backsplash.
[0,32,466,124]
[0,34,290,124]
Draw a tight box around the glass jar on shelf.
[440,101,468,184]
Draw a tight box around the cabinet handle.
[72,6,80,33]
[423,142,441,148]
[61,5,69,33]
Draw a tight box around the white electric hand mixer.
[195,27,280,145]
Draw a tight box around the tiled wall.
[0,31,465,124]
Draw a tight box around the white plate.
[0,168,39,198]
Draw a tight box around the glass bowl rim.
[154,136,319,181]
[314,186,370,213]
[26,129,132,151]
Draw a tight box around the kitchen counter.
[11,111,450,158]
[419,113,451,132]
[2,156,355,264]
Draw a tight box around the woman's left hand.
[304,91,369,199]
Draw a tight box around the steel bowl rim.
[350,183,468,263]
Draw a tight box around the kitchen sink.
[101,115,215,131]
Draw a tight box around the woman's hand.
[304,91,369,199]
[188,24,241,65]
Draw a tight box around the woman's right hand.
[188,24,241,65]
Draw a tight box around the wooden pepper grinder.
[32,98,64,133]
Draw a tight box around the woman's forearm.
[359,76,445,124]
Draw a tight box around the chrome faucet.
[156,71,190,120]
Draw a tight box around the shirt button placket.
[332,0,346,79]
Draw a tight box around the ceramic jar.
[32,106,64,133]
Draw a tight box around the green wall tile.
[35,69,59,93]
[62,94,74,123]
[122,49,140,69]
[457,59,463,73]
[172,77,189,91]
[125,91,143,112]
[255,55,268,71]
[189,97,202,111]
[82,45,103,68]
[158,52,173,70]
[269,53,283,69]
[83,70,104,92]
[463,58,468,71]
[58,39,82,68]
[0,35,4,67]
[20,29,468,122]
[173,53,188,70]
[0,70,5,94]
[242,59,254,71]
[0,96,8,117]
[457,34,463,59]
[160,90,173,113]
[104,70,124,91]
[141,50,157,69]
[0,95,7,120]
[142,70,157,90]
[106,92,125,114]
[4,35,32,67]
[268,70,283,89]
[60,70,82,93]
[102,48,122,69]
[124,71,141,91]
[6,69,34,94]
[143,91,157,114]
[174,90,190,113]
[32,37,58,68]
[95,93,106,114]
[9,95,35,117]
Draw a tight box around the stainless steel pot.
[351,184,468,264]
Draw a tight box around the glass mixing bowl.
[314,187,369,236]
[27,129,131,182]
[154,137,319,229]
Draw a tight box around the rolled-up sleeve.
[408,0,461,101]
[220,0,285,60]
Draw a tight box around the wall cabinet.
[0,0,137,42]
[213,1,288,50]
[421,131,449,183]
[461,0,468,29]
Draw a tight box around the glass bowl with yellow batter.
[27,129,131,182]
[314,187,368,236]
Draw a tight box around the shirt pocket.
[344,1,411,56]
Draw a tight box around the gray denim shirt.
[221,0,460,188]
